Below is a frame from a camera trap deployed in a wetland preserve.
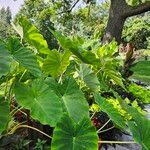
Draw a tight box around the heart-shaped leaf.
[52,114,98,150]
[45,77,89,123]
[43,50,71,77]
[14,79,63,126]
[19,16,50,54]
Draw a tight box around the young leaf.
[78,64,100,91]
[94,93,126,128]
[105,69,125,89]
[52,31,99,65]
[127,106,150,150]
[45,77,89,123]
[52,114,98,150]
[0,98,10,134]
[14,79,63,127]
[19,16,50,54]
[43,50,71,77]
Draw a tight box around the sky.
[0,0,104,17]
[0,0,24,17]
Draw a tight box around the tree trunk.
[102,0,127,44]
[102,0,150,44]
[102,15,126,44]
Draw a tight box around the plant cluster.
[0,16,150,150]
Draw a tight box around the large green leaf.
[94,93,125,128]
[52,31,99,66]
[0,41,12,77]
[45,77,89,123]
[78,64,100,91]
[130,61,150,84]
[19,16,50,54]
[104,68,125,89]
[0,38,41,77]
[13,47,42,77]
[0,98,10,134]
[43,50,71,77]
[14,79,63,126]
[52,114,98,150]
[127,106,150,150]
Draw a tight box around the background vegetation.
[0,0,150,149]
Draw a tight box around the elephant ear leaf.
[52,114,98,150]
[94,93,125,128]
[78,64,100,91]
[51,31,99,65]
[14,79,63,127]
[4,37,42,77]
[19,16,50,54]
[13,47,42,77]
[127,106,150,150]
[130,61,150,85]
[0,97,10,135]
[45,77,89,123]
[43,50,71,77]
[0,41,12,77]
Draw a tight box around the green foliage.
[128,84,150,103]
[126,0,148,5]
[45,77,89,123]
[15,0,58,49]
[0,38,41,77]
[43,50,71,77]
[14,79,63,126]
[130,61,150,84]
[0,7,14,40]
[18,17,50,54]
[1,15,150,149]
[78,64,100,91]
[52,114,98,150]
[0,97,10,134]
[123,15,150,49]
[35,139,46,150]
[127,106,150,150]
[0,41,12,77]
[94,93,126,128]
[52,31,99,66]
[52,31,125,90]
[107,98,146,120]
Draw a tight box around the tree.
[102,0,150,43]
[0,7,14,40]
[15,0,76,49]
[123,13,150,49]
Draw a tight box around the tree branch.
[57,0,80,15]
[124,1,150,18]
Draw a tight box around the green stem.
[99,126,115,133]
[90,111,96,120]
[9,124,52,139]
[4,78,9,99]
[99,141,136,144]
[19,69,27,82]
[10,106,25,117]
[58,74,63,84]
[97,119,111,133]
